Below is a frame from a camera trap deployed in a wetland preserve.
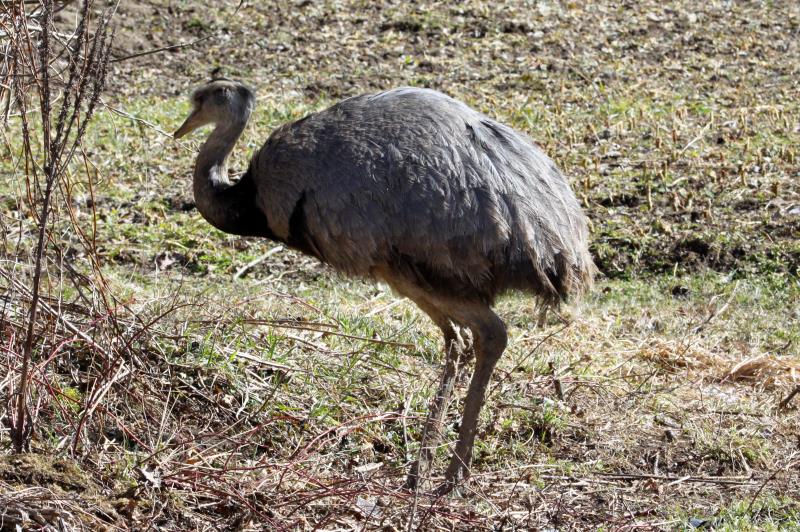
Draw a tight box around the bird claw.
[403,466,466,497]
[402,478,461,498]
[432,479,457,497]
[403,473,419,491]
[434,458,472,496]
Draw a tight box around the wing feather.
[253,87,594,302]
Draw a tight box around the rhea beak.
[174,107,205,139]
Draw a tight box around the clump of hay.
[637,340,799,389]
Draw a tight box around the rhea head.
[174,78,256,139]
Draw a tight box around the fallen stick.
[234,245,284,279]
[779,384,800,410]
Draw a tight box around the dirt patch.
[0,454,90,491]
[0,454,123,530]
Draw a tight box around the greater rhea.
[174,78,595,494]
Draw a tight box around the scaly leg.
[404,324,466,490]
[435,306,507,495]
[370,266,506,494]
[372,267,468,491]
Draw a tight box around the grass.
[672,496,800,531]
[2,0,799,529]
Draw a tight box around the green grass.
[672,496,800,531]
[2,1,799,529]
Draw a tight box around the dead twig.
[592,472,756,486]
[234,244,283,279]
[778,385,800,411]
[745,459,800,513]
[4,0,114,453]
[110,34,215,63]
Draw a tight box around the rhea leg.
[435,304,507,495]
[394,290,471,490]
[404,319,467,489]
[373,267,470,489]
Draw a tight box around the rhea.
[174,78,594,494]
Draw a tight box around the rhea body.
[175,78,594,494]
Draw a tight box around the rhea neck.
[192,116,267,237]
[195,116,246,187]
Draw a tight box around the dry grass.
[1,0,799,530]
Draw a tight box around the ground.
[0,0,799,530]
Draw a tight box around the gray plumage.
[255,87,592,305]
[174,79,595,494]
